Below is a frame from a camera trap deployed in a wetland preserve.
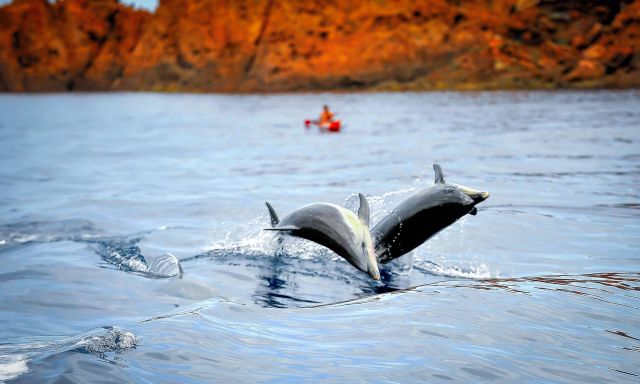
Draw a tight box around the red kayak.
[305,119,341,132]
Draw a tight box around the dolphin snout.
[353,246,380,280]
[368,263,381,280]
[464,190,489,216]
[362,238,381,280]
[475,191,490,203]
[460,187,490,204]
[363,247,381,280]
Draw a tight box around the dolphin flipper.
[357,193,370,226]
[263,225,299,231]
[433,163,445,184]
[265,202,280,227]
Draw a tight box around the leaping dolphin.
[264,194,381,280]
[372,164,490,264]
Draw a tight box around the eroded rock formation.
[1,0,638,92]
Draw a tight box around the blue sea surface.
[0,91,639,382]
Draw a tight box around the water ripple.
[0,326,137,382]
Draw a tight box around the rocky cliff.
[1,0,638,92]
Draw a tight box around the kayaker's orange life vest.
[320,110,334,123]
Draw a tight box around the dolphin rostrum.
[372,164,490,264]
[264,194,381,280]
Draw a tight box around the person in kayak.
[319,105,335,125]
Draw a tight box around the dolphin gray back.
[263,199,380,280]
[278,204,359,264]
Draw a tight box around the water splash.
[0,354,28,383]
[414,259,493,279]
[96,238,182,278]
[201,213,332,263]
[197,186,494,284]
[73,326,138,361]
[0,219,101,247]
[0,326,137,382]
[343,187,418,226]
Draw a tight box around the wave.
[0,220,183,279]
[414,260,493,279]
[93,237,183,278]
[0,219,101,246]
[0,326,137,383]
[3,271,638,383]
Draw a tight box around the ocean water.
[0,91,638,383]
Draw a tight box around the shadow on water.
[185,245,392,307]
[252,235,413,303]
[255,247,322,308]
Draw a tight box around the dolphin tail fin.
[265,202,279,227]
[433,163,445,184]
[357,193,370,226]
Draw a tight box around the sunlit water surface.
[0,91,638,382]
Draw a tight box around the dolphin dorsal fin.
[265,202,279,227]
[433,164,445,184]
[357,193,370,226]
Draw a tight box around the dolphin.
[372,164,490,264]
[263,194,381,280]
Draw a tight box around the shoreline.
[2,82,639,95]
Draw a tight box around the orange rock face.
[1,0,639,92]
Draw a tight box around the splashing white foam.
[201,185,494,279]
[343,187,419,226]
[80,327,138,356]
[415,260,493,279]
[205,186,425,260]
[204,228,330,262]
[202,211,332,262]
[105,247,181,278]
[107,247,148,273]
[10,234,39,244]
[145,253,182,278]
[409,214,495,279]
[0,354,29,383]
